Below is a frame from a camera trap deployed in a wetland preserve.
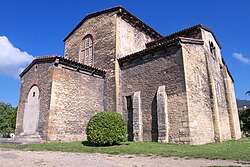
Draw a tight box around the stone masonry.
[16,6,241,144]
[157,85,169,142]
[16,56,105,141]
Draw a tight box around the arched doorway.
[22,85,40,135]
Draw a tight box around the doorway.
[126,96,133,141]
[22,85,40,135]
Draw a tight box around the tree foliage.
[239,109,250,136]
[86,111,127,146]
[0,101,17,134]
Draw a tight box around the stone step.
[0,135,44,145]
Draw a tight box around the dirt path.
[0,148,248,167]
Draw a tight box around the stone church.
[15,6,241,145]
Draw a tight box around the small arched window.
[209,41,216,59]
[79,35,93,66]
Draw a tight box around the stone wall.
[64,12,117,111]
[182,43,215,144]
[202,29,232,141]
[64,11,157,113]
[47,64,104,141]
[16,61,54,140]
[116,17,154,59]
[228,77,241,139]
[223,68,241,139]
[120,45,190,143]
[115,17,155,113]
[182,29,240,144]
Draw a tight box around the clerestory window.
[79,35,93,66]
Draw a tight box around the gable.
[63,6,162,43]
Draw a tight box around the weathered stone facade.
[16,57,105,142]
[16,6,241,144]
[120,44,189,142]
[64,11,117,111]
[47,63,104,141]
[16,61,54,140]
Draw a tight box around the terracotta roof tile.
[36,55,59,59]
[146,24,221,49]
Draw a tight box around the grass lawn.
[0,138,250,162]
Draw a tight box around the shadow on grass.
[81,141,129,147]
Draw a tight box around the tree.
[0,101,17,135]
[239,109,250,136]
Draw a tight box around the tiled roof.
[36,55,59,59]
[63,6,162,42]
[146,24,222,49]
[19,55,106,78]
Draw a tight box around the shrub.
[86,111,127,146]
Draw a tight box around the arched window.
[209,41,216,59]
[79,35,93,66]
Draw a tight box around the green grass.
[1,138,250,162]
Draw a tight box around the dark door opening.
[126,96,133,141]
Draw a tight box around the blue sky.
[0,0,249,106]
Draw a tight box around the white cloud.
[232,52,250,65]
[0,36,34,77]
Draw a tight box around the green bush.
[86,111,127,146]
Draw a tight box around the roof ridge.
[20,55,106,77]
[36,55,60,59]
[59,56,106,72]
[119,36,204,63]
[146,24,202,47]
[118,37,181,62]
